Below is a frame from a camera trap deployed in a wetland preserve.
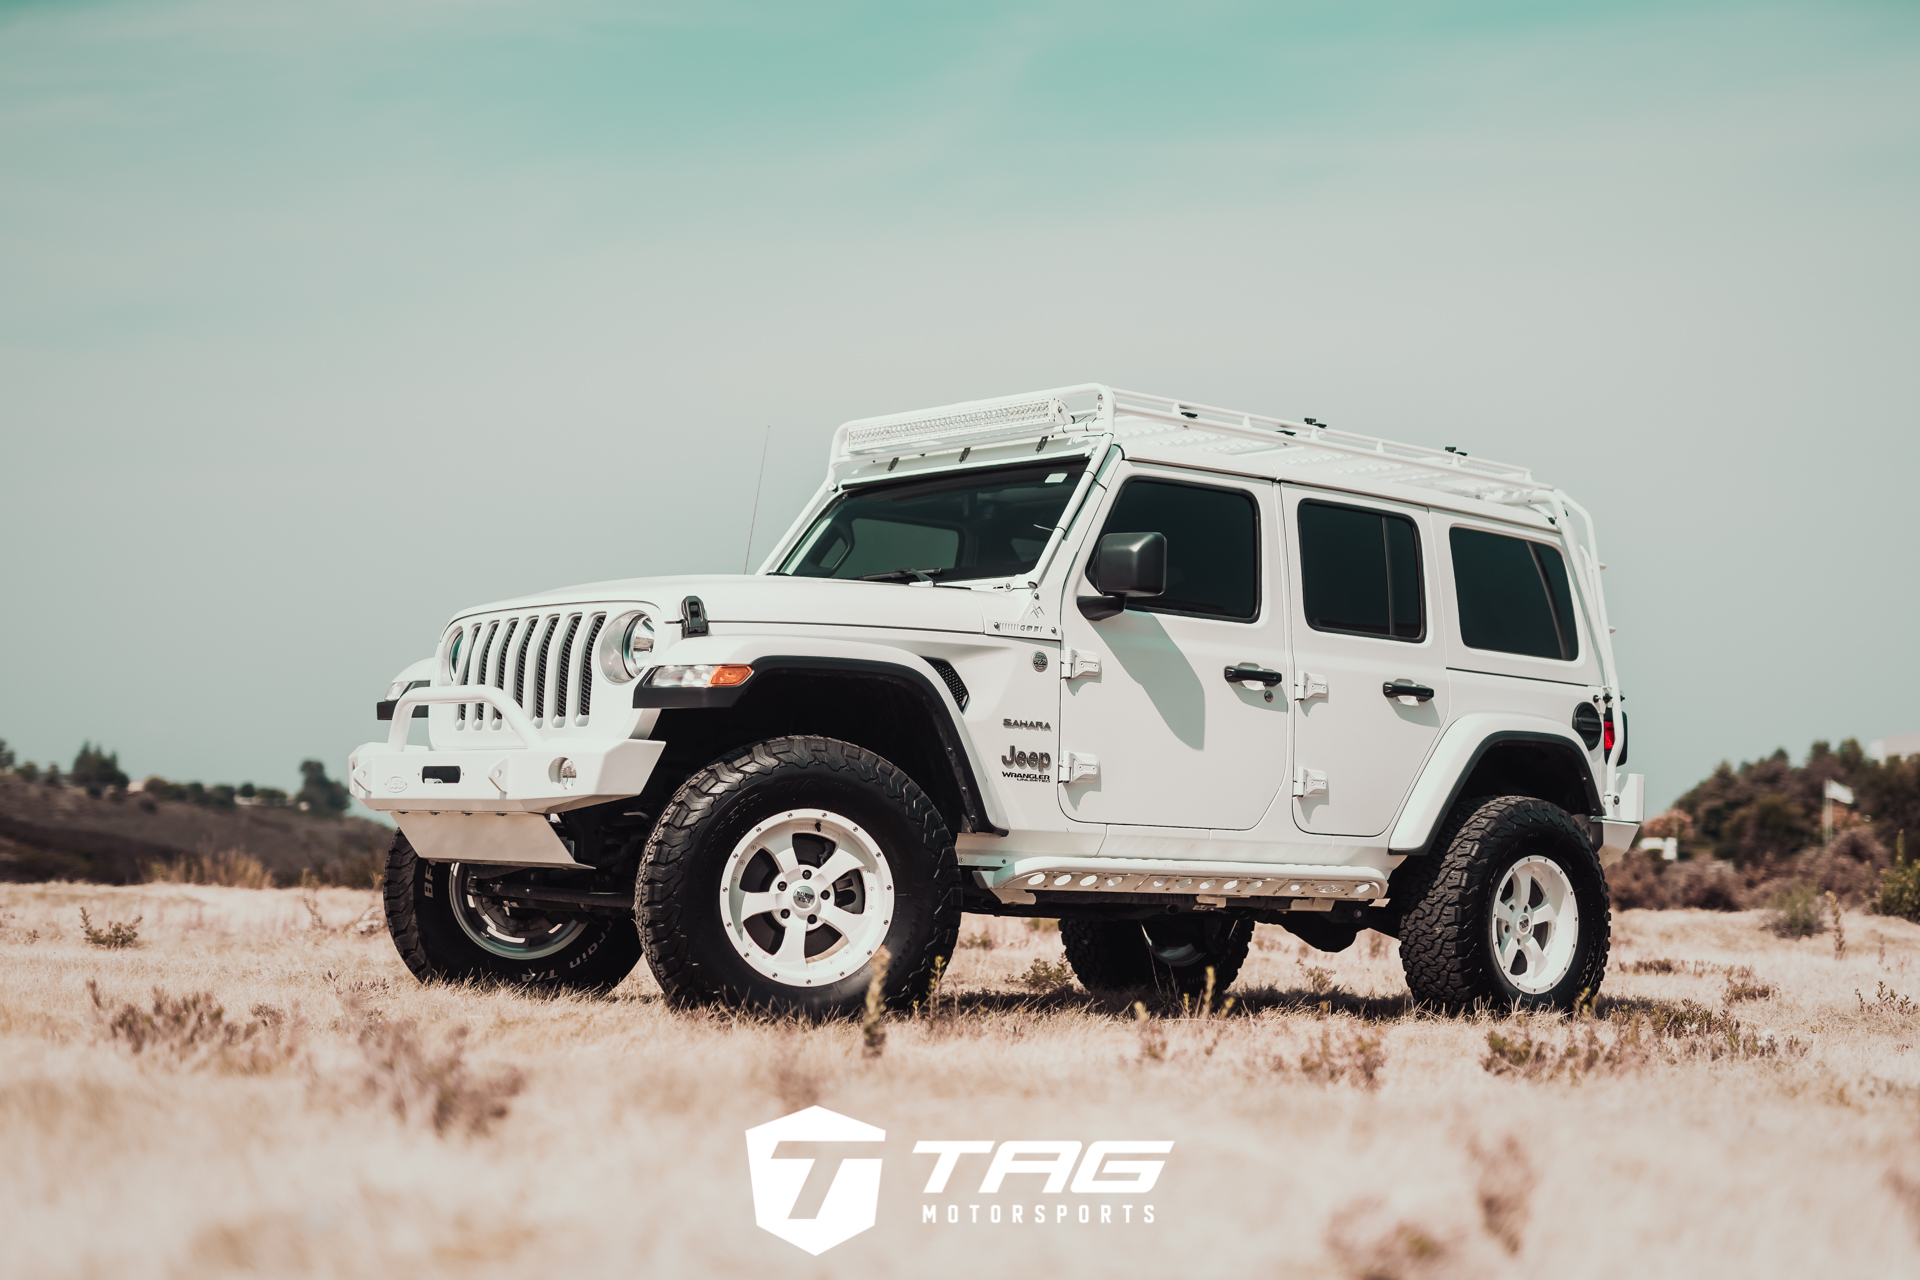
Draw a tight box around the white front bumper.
[349,685,663,815]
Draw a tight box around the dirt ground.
[3,882,1918,1279]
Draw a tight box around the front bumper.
[349,685,663,816]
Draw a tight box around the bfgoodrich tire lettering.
[384,831,643,993]
[1394,794,1610,1010]
[637,736,961,1014]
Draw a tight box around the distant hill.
[0,774,391,886]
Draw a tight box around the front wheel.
[383,832,643,993]
[1395,795,1610,1010]
[637,736,961,1014]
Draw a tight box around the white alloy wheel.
[718,808,895,988]
[448,863,590,961]
[1488,854,1580,995]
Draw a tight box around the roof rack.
[831,386,1623,790]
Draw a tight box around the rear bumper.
[348,685,663,816]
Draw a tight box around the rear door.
[1283,487,1449,837]
[1055,465,1289,830]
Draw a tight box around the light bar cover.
[842,397,1073,455]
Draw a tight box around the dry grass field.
[4,882,1919,1279]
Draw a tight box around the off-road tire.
[1394,795,1610,1011]
[1061,915,1254,996]
[1060,920,1157,989]
[383,831,644,993]
[637,736,961,1014]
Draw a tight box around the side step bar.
[973,857,1390,909]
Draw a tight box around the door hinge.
[1060,648,1102,680]
[1292,671,1328,702]
[1293,767,1327,798]
[1061,752,1100,784]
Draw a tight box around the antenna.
[742,425,771,573]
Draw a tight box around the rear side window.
[1449,527,1580,661]
[1297,501,1424,641]
[1095,479,1259,620]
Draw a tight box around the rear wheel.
[1061,915,1253,996]
[1395,795,1610,1010]
[383,832,643,993]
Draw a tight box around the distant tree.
[43,763,63,787]
[16,761,39,783]
[238,782,255,798]
[0,739,14,771]
[1672,739,1920,863]
[70,742,130,795]
[297,760,350,816]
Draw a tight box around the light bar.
[841,397,1074,456]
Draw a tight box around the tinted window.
[778,460,1087,583]
[1297,501,1424,640]
[1450,527,1580,660]
[1094,479,1259,620]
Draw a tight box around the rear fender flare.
[1388,714,1601,855]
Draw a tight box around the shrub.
[79,907,141,949]
[145,848,273,889]
[1803,828,1891,905]
[1877,832,1920,923]
[1766,884,1825,938]
[1017,957,1074,992]
[339,999,524,1136]
[88,981,299,1072]
[1298,1021,1386,1089]
[1665,859,1746,911]
[1607,849,1669,909]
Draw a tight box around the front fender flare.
[632,636,1008,837]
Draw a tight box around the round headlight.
[445,627,467,679]
[599,611,655,682]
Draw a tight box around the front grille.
[446,608,611,733]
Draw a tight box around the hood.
[451,574,991,634]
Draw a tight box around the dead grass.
[144,847,273,890]
[2,886,1919,1278]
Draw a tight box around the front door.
[1056,465,1288,830]
[1282,486,1449,837]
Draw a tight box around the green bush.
[1878,832,1920,923]
[1766,883,1825,937]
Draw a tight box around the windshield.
[776,459,1090,583]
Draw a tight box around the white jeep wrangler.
[351,385,1643,1012]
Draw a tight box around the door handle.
[1225,666,1284,688]
[1382,681,1435,702]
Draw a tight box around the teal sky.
[2,0,1917,812]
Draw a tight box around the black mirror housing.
[1078,531,1167,619]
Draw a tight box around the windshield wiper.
[858,567,942,584]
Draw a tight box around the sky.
[1,0,1916,817]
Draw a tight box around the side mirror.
[1078,531,1167,620]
